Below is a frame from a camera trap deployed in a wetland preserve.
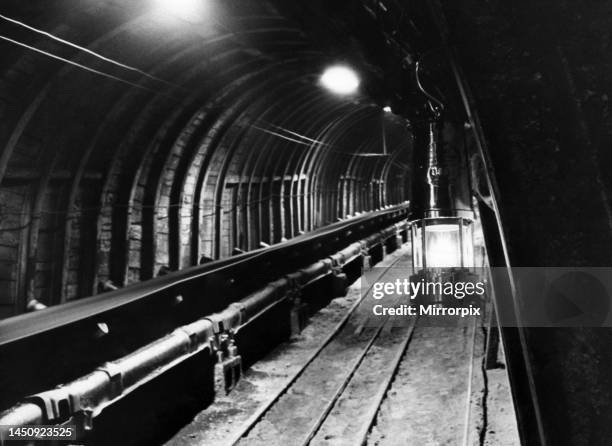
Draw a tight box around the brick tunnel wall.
[0,0,411,317]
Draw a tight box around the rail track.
[226,254,481,446]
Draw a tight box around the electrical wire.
[251,123,400,160]
[0,17,403,155]
[0,182,403,232]
[0,34,164,94]
[0,191,339,231]
[415,59,445,115]
[262,122,333,146]
[250,125,314,147]
[0,20,409,226]
[255,113,396,156]
[0,115,406,231]
[0,13,176,88]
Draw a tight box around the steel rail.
[461,316,479,446]
[231,254,419,446]
[300,322,389,446]
[350,316,477,446]
[228,254,407,446]
[301,304,414,446]
[233,292,480,446]
[352,318,418,445]
[328,317,477,446]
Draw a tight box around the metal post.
[421,218,427,269]
[459,217,464,268]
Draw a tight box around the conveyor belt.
[0,205,408,347]
[0,206,412,443]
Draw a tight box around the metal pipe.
[410,120,472,221]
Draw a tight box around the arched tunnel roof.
[0,0,412,312]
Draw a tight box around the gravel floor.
[239,257,414,446]
[165,246,410,446]
[484,353,521,446]
[164,245,520,446]
[367,324,477,446]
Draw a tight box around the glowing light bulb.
[320,65,360,95]
[425,224,461,267]
[153,0,207,23]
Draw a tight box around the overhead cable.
[0,13,176,88]
[0,34,175,97]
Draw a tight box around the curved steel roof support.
[243,91,329,246]
[229,82,325,251]
[306,106,378,225]
[181,64,288,264]
[233,85,340,250]
[277,101,355,234]
[279,109,326,238]
[207,71,315,258]
[0,0,416,315]
[192,68,302,260]
[61,86,163,300]
[62,45,215,299]
[0,22,187,310]
[0,1,312,311]
[129,50,267,280]
[169,56,264,267]
[2,37,207,309]
[152,56,264,272]
[257,91,329,244]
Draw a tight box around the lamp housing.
[409,118,474,270]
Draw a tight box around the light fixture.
[153,0,207,23]
[319,65,360,95]
[410,218,474,269]
[409,118,475,271]
[407,116,477,307]
[383,105,393,113]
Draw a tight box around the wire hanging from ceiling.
[415,59,445,116]
[0,13,177,88]
[0,34,171,95]
[250,120,413,168]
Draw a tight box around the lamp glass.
[411,219,474,269]
[320,65,360,95]
[153,0,206,22]
[425,224,461,268]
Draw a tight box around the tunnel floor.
[163,245,520,446]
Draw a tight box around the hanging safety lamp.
[409,118,475,271]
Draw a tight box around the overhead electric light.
[383,105,393,113]
[320,65,360,95]
[153,0,207,23]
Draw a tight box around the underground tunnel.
[0,0,612,445]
